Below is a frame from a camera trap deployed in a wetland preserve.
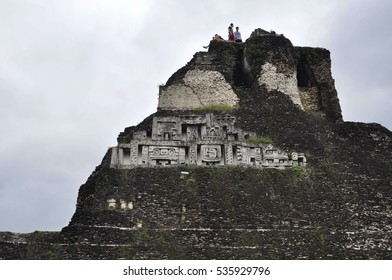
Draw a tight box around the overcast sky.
[1,0,391,233]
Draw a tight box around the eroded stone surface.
[258,62,303,108]
[158,70,239,110]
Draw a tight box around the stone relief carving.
[110,113,307,169]
[201,145,222,163]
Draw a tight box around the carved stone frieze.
[110,113,307,169]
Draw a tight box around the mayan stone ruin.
[110,113,306,169]
[1,28,391,260]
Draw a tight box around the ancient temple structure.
[2,28,391,260]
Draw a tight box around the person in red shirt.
[228,23,235,41]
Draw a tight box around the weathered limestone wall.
[258,62,303,108]
[295,47,343,122]
[244,33,304,109]
[158,69,239,110]
[299,87,320,113]
[4,228,390,259]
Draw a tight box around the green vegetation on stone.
[196,104,235,114]
[245,136,273,144]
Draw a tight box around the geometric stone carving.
[107,198,117,210]
[110,113,307,169]
[200,145,222,163]
[148,146,182,166]
[106,198,133,211]
[189,144,197,164]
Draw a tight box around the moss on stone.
[245,136,273,144]
[196,104,236,114]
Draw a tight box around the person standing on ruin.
[234,26,242,42]
[228,23,235,42]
